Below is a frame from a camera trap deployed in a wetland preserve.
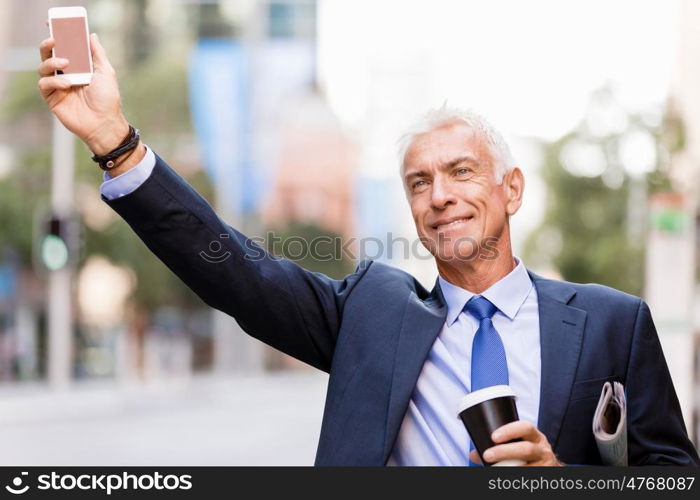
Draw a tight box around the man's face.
[403,122,515,263]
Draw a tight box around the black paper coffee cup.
[458,385,524,466]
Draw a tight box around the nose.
[430,175,458,209]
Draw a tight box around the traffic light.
[39,214,73,271]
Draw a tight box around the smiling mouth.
[432,216,475,231]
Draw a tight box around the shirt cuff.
[100,145,156,200]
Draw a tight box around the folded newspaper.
[592,381,627,465]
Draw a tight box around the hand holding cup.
[459,385,563,466]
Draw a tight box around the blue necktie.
[465,296,509,466]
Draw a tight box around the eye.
[456,167,472,176]
[411,179,428,192]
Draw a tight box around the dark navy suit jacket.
[104,154,699,466]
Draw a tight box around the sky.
[318,0,678,140]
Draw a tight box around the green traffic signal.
[40,233,69,271]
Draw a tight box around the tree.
[523,86,671,296]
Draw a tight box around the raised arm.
[37,34,371,372]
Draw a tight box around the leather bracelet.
[91,125,140,171]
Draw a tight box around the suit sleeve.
[625,299,699,465]
[103,153,371,373]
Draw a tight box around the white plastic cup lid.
[457,385,516,415]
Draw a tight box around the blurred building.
[652,0,700,442]
[262,90,356,239]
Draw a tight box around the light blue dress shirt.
[100,152,542,466]
[388,259,541,466]
[100,145,156,200]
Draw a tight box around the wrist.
[104,141,146,179]
[84,117,130,156]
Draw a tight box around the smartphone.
[48,6,93,85]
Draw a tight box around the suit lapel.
[382,286,446,463]
[380,271,586,462]
[530,272,587,449]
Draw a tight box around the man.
[37,34,699,466]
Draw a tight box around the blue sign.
[0,263,16,302]
[188,39,257,213]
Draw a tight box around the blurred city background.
[0,0,698,464]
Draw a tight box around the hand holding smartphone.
[39,6,145,175]
[48,6,93,85]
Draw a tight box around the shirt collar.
[438,257,533,326]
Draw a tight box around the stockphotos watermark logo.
[199,231,501,264]
[3,471,192,495]
[5,472,29,494]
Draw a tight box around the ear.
[503,167,524,216]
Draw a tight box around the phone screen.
[51,17,90,74]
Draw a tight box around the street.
[0,371,328,466]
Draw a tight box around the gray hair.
[398,106,515,183]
